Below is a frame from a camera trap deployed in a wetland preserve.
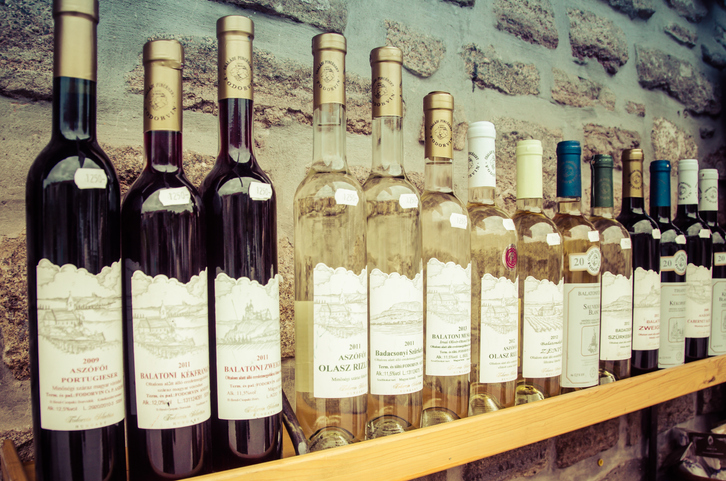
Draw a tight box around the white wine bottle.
[293,33,368,451]
[420,92,471,426]
[512,140,564,404]
[700,170,726,356]
[467,121,518,413]
[363,46,423,438]
[589,155,632,383]
[553,141,601,393]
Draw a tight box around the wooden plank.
[1,439,29,481]
[188,356,726,481]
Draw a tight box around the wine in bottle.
[25,2,125,479]
[673,159,712,362]
[467,121,518,413]
[616,149,660,375]
[420,92,471,425]
[294,33,368,450]
[512,140,564,403]
[363,46,423,438]
[553,141,601,393]
[121,40,212,479]
[589,155,632,383]
[650,161,687,368]
[200,16,282,470]
[700,169,726,356]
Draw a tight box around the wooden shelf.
[190,356,726,481]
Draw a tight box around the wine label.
[676,235,687,245]
[620,238,632,250]
[249,182,273,201]
[73,168,108,190]
[398,193,419,210]
[425,258,471,376]
[131,268,211,430]
[708,279,726,356]
[467,139,496,189]
[335,189,359,206]
[588,231,600,242]
[716,253,726,267]
[522,276,564,379]
[449,213,468,230]
[652,229,661,240]
[685,264,712,339]
[313,264,367,398]
[369,269,424,395]
[699,229,712,239]
[36,259,124,431]
[561,283,600,388]
[214,273,282,420]
[479,274,518,383]
[661,250,687,276]
[632,267,661,351]
[658,282,686,368]
[546,233,561,246]
[159,187,191,207]
[599,272,633,361]
[502,218,516,231]
[568,247,601,276]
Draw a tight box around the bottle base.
[599,368,617,385]
[469,393,503,415]
[515,383,545,405]
[421,407,459,427]
[366,414,411,439]
[308,426,355,452]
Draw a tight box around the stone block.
[657,394,696,433]
[716,24,726,50]
[462,439,549,481]
[0,428,33,463]
[583,123,641,170]
[626,101,646,117]
[551,68,615,111]
[568,9,628,74]
[461,44,540,96]
[598,0,656,19]
[0,235,29,380]
[700,127,715,139]
[384,20,445,78]
[493,0,559,50]
[665,0,708,23]
[698,384,726,415]
[650,117,698,163]
[217,0,347,33]
[278,236,294,358]
[442,0,475,6]
[702,44,726,70]
[664,23,698,48]
[626,410,644,447]
[635,46,721,116]
[601,458,646,480]
[554,418,620,469]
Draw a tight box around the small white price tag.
[588,231,600,242]
[450,213,468,230]
[502,219,516,231]
[716,252,726,266]
[652,229,661,240]
[74,168,108,189]
[335,188,359,206]
[699,229,712,239]
[676,235,687,245]
[620,238,632,250]
[158,187,191,206]
[249,182,273,201]
[546,233,561,246]
[398,193,418,209]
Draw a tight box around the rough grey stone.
[657,394,696,433]
[700,126,715,139]
[555,419,620,469]
[462,440,549,481]
[627,410,644,447]
[626,101,646,117]
[441,0,475,6]
[698,384,726,414]
[635,46,721,115]
[0,235,29,380]
[461,44,540,96]
[601,458,646,481]
[665,0,708,23]
[493,0,559,50]
[0,428,33,463]
[598,0,656,19]
[551,68,615,111]
[703,44,726,70]
[716,24,726,50]
[664,23,697,48]
[651,117,698,163]
[216,0,347,33]
[568,9,629,74]
[583,123,641,170]
[384,20,446,78]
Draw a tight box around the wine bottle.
[553,141,601,393]
[420,92,471,425]
[293,33,368,450]
[589,155,632,383]
[200,16,282,470]
[700,169,726,356]
[673,159,713,362]
[363,46,423,438]
[616,149,660,375]
[650,161,687,368]
[121,40,212,479]
[25,2,125,480]
[512,140,564,403]
[467,121,518,413]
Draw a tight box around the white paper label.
[661,250,687,276]
[620,238,632,250]
[479,274,518,383]
[685,264,712,339]
[716,253,726,267]
[568,247,601,276]
[652,229,661,240]
[425,259,471,376]
[632,267,661,351]
[369,269,424,395]
[708,279,726,355]
[522,276,564,378]
[658,282,686,368]
[36,259,124,431]
[599,272,633,361]
[502,218,516,231]
[249,182,273,201]
[546,233,561,246]
[676,235,687,245]
[699,229,712,239]
[334,188,359,206]
[398,193,419,210]
[561,283,600,388]
[313,264,367,398]
[131,269,211,429]
[449,213,468,230]
[588,231,600,242]
[214,273,282,420]
[73,168,108,190]
[159,187,191,206]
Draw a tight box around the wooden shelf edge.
[193,356,726,480]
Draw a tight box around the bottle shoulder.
[295,171,364,199]
[421,190,468,215]
[673,214,710,237]
[363,175,419,202]
[468,204,516,241]
[200,161,275,201]
[617,211,659,234]
[122,170,203,216]
[27,138,119,189]
[656,220,684,245]
[553,212,597,240]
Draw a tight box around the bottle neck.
[424,158,453,193]
[702,210,718,227]
[219,98,254,165]
[469,186,495,205]
[145,131,183,173]
[675,203,700,219]
[622,196,646,215]
[370,116,404,177]
[311,103,347,174]
[592,206,614,218]
[52,77,96,142]
[516,197,544,213]
[557,198,582,215]
[651,205,671,224]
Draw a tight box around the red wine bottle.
[700,170,726,356]
[25,2,125,480]
[121,40,211,479]
[200,16,283,470]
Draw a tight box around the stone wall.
[1,0,725,479]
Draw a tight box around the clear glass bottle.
[512,140,564,404]
[293,33,368,450]
[589,155,632,383]
[363,46,423,439]
[553,141,601,393]
[467,121,518,413]
[420,91,471,426]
